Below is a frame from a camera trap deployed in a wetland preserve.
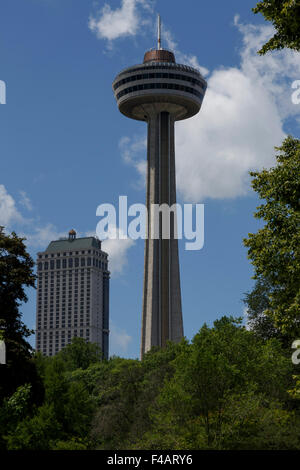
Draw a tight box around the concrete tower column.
[141,108,183,357]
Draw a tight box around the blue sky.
[0,0,299,358]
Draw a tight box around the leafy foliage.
[244,136,300,337]
[253,0,300,54]
[0,318,299,450]
[288,375,300,400]
[135,317,296,450]
[56,337,103,371]
[0,227,43,405]
[3,353,96,450]
[243,278,293,346]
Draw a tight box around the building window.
[116,81,203,100]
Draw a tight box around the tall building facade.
[113,17,207,357]
[35,230,110,359]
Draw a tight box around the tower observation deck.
[113,17,207,358]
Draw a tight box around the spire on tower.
[157,14,162,50]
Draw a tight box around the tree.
[2,321,298,450]
[289,375,300,400]
[244,136,300,337]
[215,390,300,450]
[0,227,42,404]
[243,278,291,346]
[90,342,185,449]
[137,318,295,450]
[253,0,300,54]
[4,356,95,450]
[57,337,103,371]
[0,383,33,449]
[91,358,143,449]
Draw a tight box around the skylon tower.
[113,16,207,357]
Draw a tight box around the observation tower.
[113,16,207,358]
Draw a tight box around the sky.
[0,0,299,359]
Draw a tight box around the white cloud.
[88,0,209,78]
[84,230,97,238]
[0,184,24,227]
[119,135,147,188]
[176,67,285,201]
[0,185,133,278]
[21,224,67,249]
[234,16,300,121]
[88,0,152,45]
[102,224,135,277]
[175,19,300,201]
[0,186,68,251]
[89,0,210,74]
[19,190,33,211]
[110,322,132,355]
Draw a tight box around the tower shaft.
[141,110,183,358]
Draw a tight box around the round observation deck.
[112,49,207,122]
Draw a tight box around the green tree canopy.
[137,317,295,450]
[0,227,41,403]
[244,136,300,337]
[1,319,299,450]
[56,337,103,371]
[253,0,300,54]
[243,278,291,345]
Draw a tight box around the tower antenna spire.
[157,14,161,50]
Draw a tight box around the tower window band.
[117,83,203,100]
[114,72,205,91]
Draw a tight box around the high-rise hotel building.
[35,230,110,358]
